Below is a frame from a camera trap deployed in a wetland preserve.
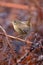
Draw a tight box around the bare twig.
[0,26,17,63]
[0,32,32,44]
[17,51,29,63]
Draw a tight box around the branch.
[0,32,32,44]
[0,26,18,63]
[0,1,29,10]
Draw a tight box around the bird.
[11,20,30,35]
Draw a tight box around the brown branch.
[0,1,29,10]
[0,26,17,63]
[0,32,32,44]
[17,51,29,63]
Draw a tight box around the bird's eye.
[14,21,16,24]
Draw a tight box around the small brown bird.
[11,20,30,35]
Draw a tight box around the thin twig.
[0,26,17,63]
[17,51,29,63]
[0,33,32,44]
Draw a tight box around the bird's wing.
[19,23,29,34]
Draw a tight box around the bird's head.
[13,20,21,25]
